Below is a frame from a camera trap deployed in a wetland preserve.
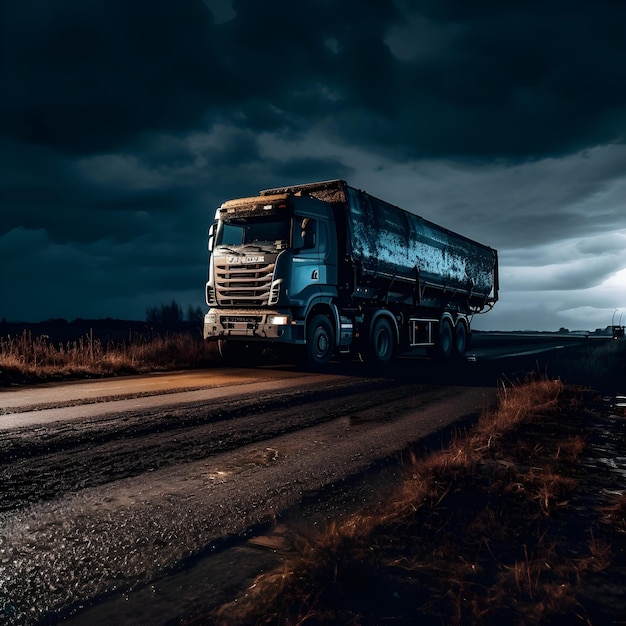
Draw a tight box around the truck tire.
[435,318,454,360]
[454,322,468,358]
[305,314,334,368]
[366,317,395,367]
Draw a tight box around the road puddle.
[589,394,626,491]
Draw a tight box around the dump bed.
[262,179,498,312]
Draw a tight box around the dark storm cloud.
[380,143,626,251]
[379,1,626,158]
[271,156,353,184]
[0,226,207,321]
[4,0,624,160]
[219,0,626,160]
[0,138,193,244]
[505,259,624,293]
[1,0,224,154]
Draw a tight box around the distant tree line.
[145,300,204,325]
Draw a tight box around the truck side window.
[300,218,316,249]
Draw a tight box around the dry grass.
[203,377,622,625]
[0,329,220,382]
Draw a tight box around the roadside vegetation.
[206,380,625,625]
[0,329,219,384]
[200,342,626,625]
[0,303,216,385]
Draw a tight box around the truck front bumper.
[203,309,305,344]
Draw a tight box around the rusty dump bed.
[262,179,499,312]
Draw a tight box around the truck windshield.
[216,216,291,249]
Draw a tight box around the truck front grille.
[214,261,276,306]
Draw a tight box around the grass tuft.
[0,329,220,383]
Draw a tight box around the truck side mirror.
[300,218,316,249]
[208,223,216,252]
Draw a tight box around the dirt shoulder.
[204,380,626,626]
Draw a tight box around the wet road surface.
[0,361,502,624]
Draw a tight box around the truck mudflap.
[203,309,305,344]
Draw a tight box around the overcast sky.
[2,0,625,331]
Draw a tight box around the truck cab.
[204,192,339,362]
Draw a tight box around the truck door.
[290,216,337,306]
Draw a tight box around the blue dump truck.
[204,179,498,367]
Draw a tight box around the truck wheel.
[436,318,454,360]
[366,317,395,367]
[305,314,334,368]
[454,322,468,358]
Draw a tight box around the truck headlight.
[267,315,288,325]
[268,279,282,305]
[206,283,217,306]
